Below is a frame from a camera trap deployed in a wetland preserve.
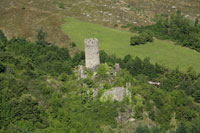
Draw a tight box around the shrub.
[130,32,153,46]
[99,50,108,63]
[135,124,150,133]
[103,82,112,89]
[0,30,7,43]
[114,24,118,28]
[0,63,6,73]
[70,42,76,48]
[130,35,143,45]
[58,2,65,9]
[96,64,109,78]
[121,25,129,28]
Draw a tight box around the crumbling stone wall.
[101,87,130,102]
[85,38,100,71]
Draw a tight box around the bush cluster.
[130,32,154,46]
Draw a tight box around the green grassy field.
[62,17,200,73]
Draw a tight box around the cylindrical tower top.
[84,38,98,47]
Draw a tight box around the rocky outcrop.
[101,87,130,102]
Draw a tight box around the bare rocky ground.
[0,0,200,52]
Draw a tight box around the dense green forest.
[0,29,200,132]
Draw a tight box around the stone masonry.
[102,87,130,102]
[85,38,100,71]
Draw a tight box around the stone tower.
[85,38,100,71]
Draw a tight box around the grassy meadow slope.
[62,17,200,73]
[0,0,200,50]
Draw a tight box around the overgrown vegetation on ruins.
[0,30,200,132]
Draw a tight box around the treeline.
[130,10,200,52]
[0,30,85,77]
[100,50,166,79]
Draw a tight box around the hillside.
[62,17,200,73]
[0,0,200,48]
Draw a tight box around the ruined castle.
[84,38,100,71]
